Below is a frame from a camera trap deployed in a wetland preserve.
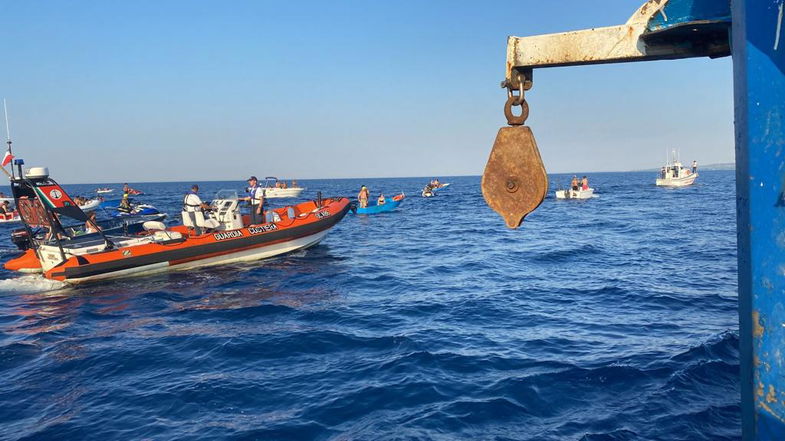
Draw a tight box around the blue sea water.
[0,171,739,440]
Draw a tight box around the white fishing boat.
[656,150,698,187]
[555,188,594,199]
[96,188,114,194]
[262,177,305,198]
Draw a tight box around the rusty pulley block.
[481,71,548,229]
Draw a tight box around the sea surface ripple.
[0,171,739,440]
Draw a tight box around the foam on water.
[0,274,68,295]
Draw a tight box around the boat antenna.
[2,99,13,179]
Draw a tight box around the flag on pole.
[2,149,13,167]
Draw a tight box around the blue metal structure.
[499,0,785,438]
[733,1,785,438]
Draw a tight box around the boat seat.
[203,218,220,229]
[181,210,207,228]
[143,221,167,231]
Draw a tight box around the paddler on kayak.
[357,185,370,208]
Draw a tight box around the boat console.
[207,190,244,230]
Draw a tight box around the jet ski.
[4,165,350,283]
[99,199,161,216]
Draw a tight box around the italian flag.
[1,150,12,167]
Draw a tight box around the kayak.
[355,194,405,214]
[5,166,351,283]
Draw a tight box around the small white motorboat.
[262,177,305,198]
[656,150,698,187]
[78,198,102,210]
[556,188,594,199]
[96,188,114,194]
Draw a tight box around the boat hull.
[656,174,698,186]
[63,229,329,284]
[354,194,404,214]
[556,188,594,199]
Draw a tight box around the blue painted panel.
[647,0,731,32]
[732,0,785,439]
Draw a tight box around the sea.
[0,171,740,441]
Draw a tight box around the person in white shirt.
[241,176,265,225]
[183,184,209,235]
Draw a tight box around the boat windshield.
[214,189,239,200]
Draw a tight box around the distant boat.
[262,177,305,198]
[656,150,698,187]
[96,187,114,194]
[355,194,405,214]
[556,188,594,199]
[77,198,103,210]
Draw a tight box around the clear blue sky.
[0,0,734,183]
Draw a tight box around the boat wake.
[0,274,68,295]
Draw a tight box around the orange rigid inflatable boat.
[4,165,350,284]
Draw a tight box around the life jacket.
[247,184,264,206]
[182,191,202,212]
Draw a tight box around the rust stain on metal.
[767,385,778,403]
[482,126,548,228]
[753,310,765,337]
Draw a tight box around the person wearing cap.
[357,185,369,208]
[242,176,265,225]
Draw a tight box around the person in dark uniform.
[242,176,265,225]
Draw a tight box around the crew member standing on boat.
[242,176,265,225]
[692,160,698,173]
[581,176,589,190]
[183,184,209,235]
[358,186,369,208]
[571,176,579,191]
